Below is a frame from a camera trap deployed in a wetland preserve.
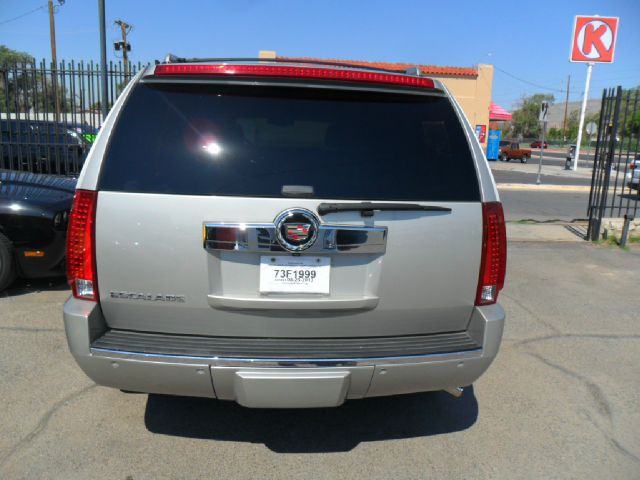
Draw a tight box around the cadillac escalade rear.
[63,60,506,408]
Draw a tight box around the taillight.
[154,64,435,89]
[475,202,507,306]
[66,190,98,301]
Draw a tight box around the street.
[534,149,595,166]
[1,242,639,479]
[489,161,591,221]
[499,189,589,222]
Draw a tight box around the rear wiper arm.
[317,202,452,217]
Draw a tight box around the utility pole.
[48,0,63,121]
[114,20,132,80]
[561,75,570,144]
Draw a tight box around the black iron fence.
[0,59,144,176]
[587,87,640,242]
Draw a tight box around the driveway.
[1,242,639,479]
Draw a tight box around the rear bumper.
[63,298,505,408]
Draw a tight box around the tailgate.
[96,194,481,337]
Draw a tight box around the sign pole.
[536,101,549,184]
[536,121,547,185]
[573,62,594,170]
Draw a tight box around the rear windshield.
[99,82,480,201]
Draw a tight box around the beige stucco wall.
[432,64,494,146]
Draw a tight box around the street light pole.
[98,0,108,121]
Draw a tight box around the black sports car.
[0,170,76,291]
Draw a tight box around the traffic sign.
[585,122,598,135]
[570,16,619,63]
[539,102,549,123]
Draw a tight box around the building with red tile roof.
[277,56,479,78]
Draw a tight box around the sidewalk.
[491,160,592,179]
[491,160,594,192]
[507,222,586,242]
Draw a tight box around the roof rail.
[159,54,423,75]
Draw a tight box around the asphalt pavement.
[1,242,639,479]
[490,161,592,221]
[498,188,590,222]
[541,149,595,164]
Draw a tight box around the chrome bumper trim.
[89,346,483,367]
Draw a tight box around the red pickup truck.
[499,141,531,163]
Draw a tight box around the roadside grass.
[593,233,640,250]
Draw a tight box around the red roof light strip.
[154,64,435,88]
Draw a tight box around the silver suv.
[63,59,506,408]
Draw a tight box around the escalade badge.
[275,208,319,252]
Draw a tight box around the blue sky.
[1,0,639,109]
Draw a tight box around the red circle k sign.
[570,16,619,63]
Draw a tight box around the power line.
[494,66,567,94]
[495,65,640,99]
[0,3,47,26]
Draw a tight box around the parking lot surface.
[1,242,639,479]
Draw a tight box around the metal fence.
[0,59,144,176]
[587,86,640,242]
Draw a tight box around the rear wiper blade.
[317,202,452,217]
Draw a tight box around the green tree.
[0,45,69,113]
[565,109,580,141]
[562,109,601,145]
[0,45,33,109]
[621,86,640,139]
[0,45,33,67]
[511,93,555,138]
[547,127,561,140]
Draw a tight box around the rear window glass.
[99,82,480,201]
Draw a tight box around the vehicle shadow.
[1,277,69,298]
[144,387,478,453]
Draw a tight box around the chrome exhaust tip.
[443,387,464,398]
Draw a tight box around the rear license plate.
[259,256,330,294]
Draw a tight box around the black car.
[0,170,76,291]
[0,119,92,175]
